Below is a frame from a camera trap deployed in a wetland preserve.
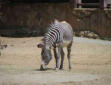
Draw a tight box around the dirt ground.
[0,37,111,85]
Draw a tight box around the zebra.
[37,20,73,70]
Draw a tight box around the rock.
[87,32,99,39]
[79,31,99,39]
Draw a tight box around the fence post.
[77,0,82,8]
[100,0,104,9]
[104,0,108,8]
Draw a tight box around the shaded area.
[0,3,111,38]
[0,25,43,37]
[0,0,69,3]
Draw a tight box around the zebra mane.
[46,20,59,32]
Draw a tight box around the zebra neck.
[45,38,55,49]
[45,41,53,50]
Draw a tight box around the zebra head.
[37,42,52,70]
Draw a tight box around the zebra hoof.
[40,65,47,71]
[55,67,59,71]
[69,67,72,70]
[59,68,63,70]
[59,66,63,70]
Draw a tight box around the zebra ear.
[37,43,44,48]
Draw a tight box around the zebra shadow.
[34,68,55,71]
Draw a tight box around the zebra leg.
[67,42,72,70]
[59,47,64,70]
[53,45,59,69]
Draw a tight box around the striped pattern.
[44,21,64,49]
[40,20,73,70]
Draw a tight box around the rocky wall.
[0,3,111,38]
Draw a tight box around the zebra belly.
[62,40,70,47]
[55,41,71,47]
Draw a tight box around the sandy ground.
[0,37,111,85]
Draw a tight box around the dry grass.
[0,37,111,85]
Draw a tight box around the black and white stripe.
[39,20,73,70]
[44,21,63,48]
